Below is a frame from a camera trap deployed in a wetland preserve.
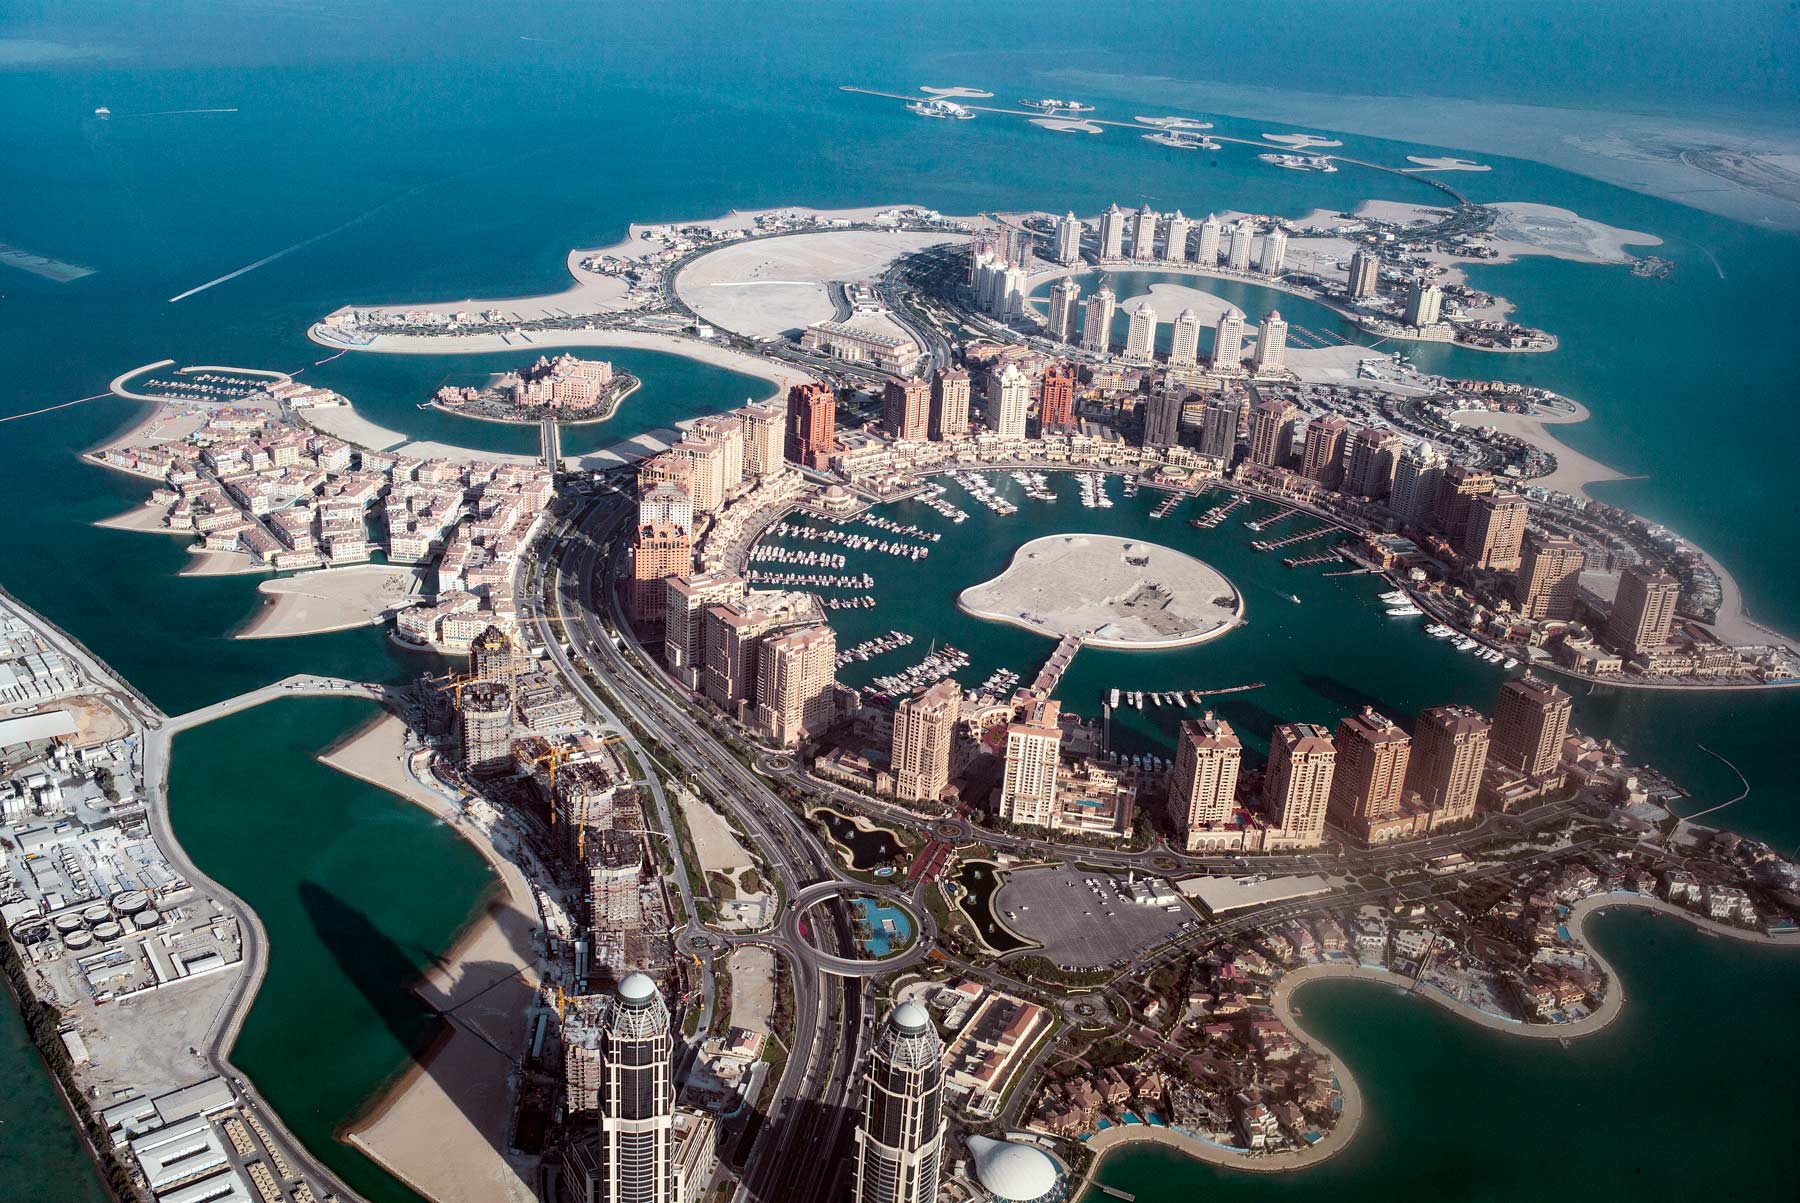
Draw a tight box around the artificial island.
[6,102,1799,1203]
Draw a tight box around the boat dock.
[1190,495,1249,529]
[1284,550,1340,568]
[1244,506,1301,533]
[1097,1188,1136,1201]
[1149,493,1184,519]
[1251,525,1337,551]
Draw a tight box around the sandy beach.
[317,201,957,339]
[179,549,270,577]
[93,502,186,535]
[320,714,541,1203]
[308,325,797,403]
[236,564,426,639]
[1447,404,1628,497]
[90,403,207,457]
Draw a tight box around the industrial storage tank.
[92,921,125,942]
[81,904,112,925]
[63,929,95,951]
[54,913,85,935]
[131,910,161,930]
[111,891,150,916]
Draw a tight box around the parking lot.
[995,867,1197,970]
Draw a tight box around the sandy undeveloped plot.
[679,791,772,928]
[1484,201,1661,265]
[959,533,1241,648]
[1448,406,1627,497]
[1135,115,1213,129]
[323,716,541,1203]
[1031,117,1102,134]
[920,86,992,99]
[1355,198,1451,227]
[1405,155,1490,172]
[1114,282,1243,325]
[675,229,966,339]
[728,945,776,1035]
[73,967,240,1100]
[1287,342,1393,386]
[31,694,130,746]
[238,564,425,639]
[1263,132,1342,148]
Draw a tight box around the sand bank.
[321,715,541,1203]
[237,565,426,639]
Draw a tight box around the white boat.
[1425,625,1454,638]
[1110,688,1122,708]
[1378,590,1408,604]
[1453,637,1477,651]
[1503,657,1518,669]
[1387,606,1423,617]
[1287,593,1302,605]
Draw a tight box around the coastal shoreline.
[1077,892,1796,1191]
[233,565,425,641]
[307,321,797,405]
[317,713,543,1203]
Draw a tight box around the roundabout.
[782,881,932,977]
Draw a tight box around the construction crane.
[523,742,574,833]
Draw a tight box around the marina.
[1190,495,1249,529]
[1250,525,1339,551]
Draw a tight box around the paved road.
[543,492,869,1203]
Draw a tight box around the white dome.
[967,1136,1059,1201]
[618,972,658,1005]
[892,1001,931,1033]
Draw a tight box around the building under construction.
[459,681,514,777]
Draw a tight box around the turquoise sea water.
[1,2,1796,1199]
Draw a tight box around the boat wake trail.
[111,108,241,118]
[166,179,441,303]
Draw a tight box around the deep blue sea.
[1,3,1796,1199]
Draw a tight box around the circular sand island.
[957,534,1242,649]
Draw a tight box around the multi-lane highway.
[538,488,876,1203]
[531,478,1613,1201]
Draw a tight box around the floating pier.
[1245,506,1301,533]
[1190,495,1249,529]
[1252,525,1338,551]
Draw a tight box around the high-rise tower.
[598,974,675,1203]
[853,1003,946,1203]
